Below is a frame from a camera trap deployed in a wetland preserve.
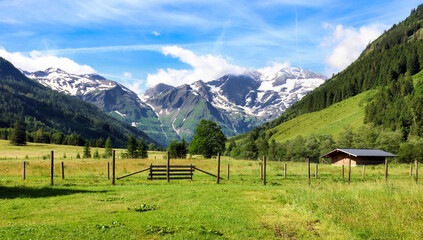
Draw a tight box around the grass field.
[1,140,423,239]
[268,91,373,143]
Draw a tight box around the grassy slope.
[268,91,373,142]
[0,141,423,239]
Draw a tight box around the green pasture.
[1,140,423,239]
[268,91,373,143]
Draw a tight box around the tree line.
[227,125,423,163]
[2,122,111,148]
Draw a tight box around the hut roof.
[321,148,397,158]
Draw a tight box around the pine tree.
[93,149,100,159]
[137,138,148,159]
[83,142,91,158]
[104,137,113,157]
[126,135,138,158]
[10,121,26,146]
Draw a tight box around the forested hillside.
[229,4,423,162]
[0,57,156,148]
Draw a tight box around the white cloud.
[0,48,95,74]
[323,23,386,75]
[152,31,161,36]
[146,46,247,87]
[123,72,132,78]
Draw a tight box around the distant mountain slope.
[24,68,170,146]
[0,58,155,147]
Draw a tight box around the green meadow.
[1,140,422,239]
[269,91,373,143]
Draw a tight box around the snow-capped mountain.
[141,66,327,140]
[23,68,116,95]
[23,68,175,146]
[24,66,326,145]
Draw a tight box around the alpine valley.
[24,66,326,146]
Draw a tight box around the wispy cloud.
[30,44,165,55]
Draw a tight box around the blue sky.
[0,0,421,94]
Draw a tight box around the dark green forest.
[230,4,423,162]
[0,57,156,148]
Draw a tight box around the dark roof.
[321,148,397,158]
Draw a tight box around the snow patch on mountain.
[24,67,116,95]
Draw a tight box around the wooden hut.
[321,148,397,166]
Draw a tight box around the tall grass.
[1,140,422,239]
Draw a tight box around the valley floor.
[1,151,423,239]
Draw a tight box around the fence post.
[61,162,64,179]
[385,158,388,182]
[50,151,54,186]
[191,164,193,181]
[23,161,26,180]
[166,152,170,183]
[149,163,152,180]
[112,150,115,185]
[263,155,266,185]
[227,164,230,180]
[342,165,344,179]
[307,158,310,186]
[410,164,413,177]
[260,162,263,180]
[416,160,419,184]
[284,163,287,179]
[348,158,351,184]
[107,162,110,180]
[362,165,365,179]
[315,164,318,179]
[217,153,221,184]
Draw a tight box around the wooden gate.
[148,164,194,180]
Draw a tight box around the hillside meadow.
[1,140,423,239]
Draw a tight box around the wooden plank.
[194,167,224,180]
[263,155,266,185]
[410,164,413,177]
[416,160,419,184]
[191,164,193,181]
[107,162,110,180]
[50,151,54,186]
[217,153,221,184]
[61,162,64,179]
[166,152,170,183]
[348,158,351,184]
[149,177,193,180]
[23,161,26,180]
[315,164,318,179]
[151,165,193,168]
[149,173,193,176]
[284,163,287,179]
[149,169,195,172]
[112,150,115,185]
[117,167,151,180]
[227,164,230,180]
[260,163,263,180]
[385,158,388,181]
[362,165,365,179]
[307,158,310,186]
